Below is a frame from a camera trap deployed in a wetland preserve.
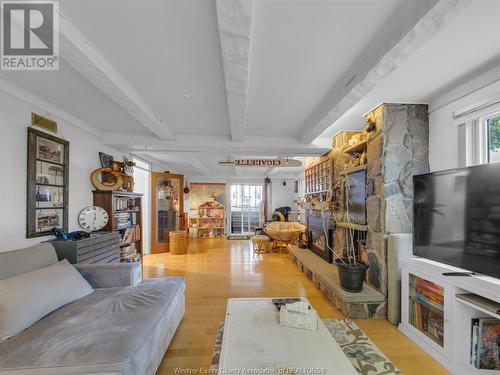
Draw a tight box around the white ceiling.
[318,0,500,138]
[0,0,498,178]
[60,0,231,137]
[0,59,152,134]
[246,0,404,137]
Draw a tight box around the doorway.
[230,184,263,235]
[150,172,184,253]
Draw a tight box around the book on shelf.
[415,278,444,296]
[134,225,141,241]
[471,319,479,366]
[416,294,444,312]
[409,276,444,346]
[471,318,500,370]
[121,227,134,244]
[416,286,444,304]
[120,242,136,258]
[113,197,136,211]
[428,318,444,343]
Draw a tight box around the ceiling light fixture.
[183,94,192,99]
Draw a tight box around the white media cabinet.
[400,257,500,375]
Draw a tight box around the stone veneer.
[298,105,428,318]
[364,104,429,297]
[289,247,386,319]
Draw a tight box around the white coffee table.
[218,298,357,374]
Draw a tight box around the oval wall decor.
[90,168,123,191]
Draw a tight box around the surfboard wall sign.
[218,159,302,167]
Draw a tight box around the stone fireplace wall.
[365,104,429,296]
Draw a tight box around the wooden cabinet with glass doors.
[150,172,184,253]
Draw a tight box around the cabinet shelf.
[401,257,500,374]
[456,294,500,320]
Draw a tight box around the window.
[487,115,500,163]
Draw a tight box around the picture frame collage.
[27,128,69,238]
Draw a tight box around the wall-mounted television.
[346,170,366,225]
[413,162,500,279]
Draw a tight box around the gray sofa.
[0,243,185,375]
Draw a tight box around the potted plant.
[331,175,368,293]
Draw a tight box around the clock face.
[78,206,109,231]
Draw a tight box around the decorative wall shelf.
[336,222,368,231]
[344,140,367,154]
[339,165,368,176]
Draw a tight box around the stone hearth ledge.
[289,246,386,319]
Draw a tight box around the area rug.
[210,319,402,375]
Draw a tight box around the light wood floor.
[143,238,449,375]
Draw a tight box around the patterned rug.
[210,319,402,375]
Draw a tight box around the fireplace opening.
[307,216,333,263]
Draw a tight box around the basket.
[264,222,306,243]
[169,230,187,255]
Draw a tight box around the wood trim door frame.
[150,172,184,253]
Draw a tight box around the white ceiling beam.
[299,0,471,143]
[102,133,329,156]
[216,0,255,142]
[188,156,211,176]
[58,11,174,140]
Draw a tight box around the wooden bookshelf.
[93,191,143,263]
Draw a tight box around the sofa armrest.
[74,263,141,289]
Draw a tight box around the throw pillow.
[0,259,93,340]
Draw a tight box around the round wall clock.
[78,206,109,232]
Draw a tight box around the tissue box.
[279,302,318,331]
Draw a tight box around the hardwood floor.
[144,238,449,375]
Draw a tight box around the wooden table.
[218,298,357,374]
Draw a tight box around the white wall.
[270,178,296,211]
[182,175,301,230]
[0,90,122,251]
[133,159,151,254]
[429,65,500,171]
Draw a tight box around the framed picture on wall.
[27,128,69,238]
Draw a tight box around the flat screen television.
[346,170,366,224]
[413,162,500,279]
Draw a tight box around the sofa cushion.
[0,242,58,280]
[0,259,93,340]
[0,277,185,375]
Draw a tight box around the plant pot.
[334,259,369,293]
